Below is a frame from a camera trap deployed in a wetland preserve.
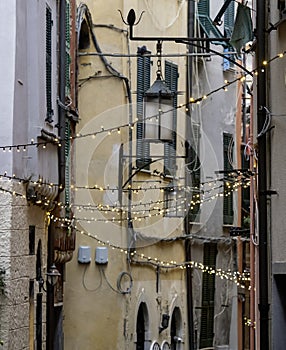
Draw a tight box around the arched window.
[170,307,182,350]
[136,302,149,350]
[78,19,90,50]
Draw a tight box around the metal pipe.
[185,1,195,349]
[256,0,269,348]
[58,0,66,188]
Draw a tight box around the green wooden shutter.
[199,243,217,348]
[223,133,234,224]
[224,0,235,36]
[65,120,71,215]
[197,0,224,45]
[164,61,178,176]
[65,0,71,96]
[198,0,209,15]
[46,7,54,122]
[136,50,151,169]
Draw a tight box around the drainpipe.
[58,0,66,188]
[46,1,66,350]
[185,1,195,349]
[256,0,269,349]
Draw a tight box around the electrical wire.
[116,271,133,294]
[82,264,102,292]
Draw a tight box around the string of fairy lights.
[0,51,285,153]
[0,172,252,289]
[0,170,252,217]
[1,50,282,288]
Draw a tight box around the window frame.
[223,132,234,225]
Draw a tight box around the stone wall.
[0,181,48,349]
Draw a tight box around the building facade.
[252,0,286,349]
[0,0,77,349]
[62,1,253,349]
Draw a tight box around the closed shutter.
[164,61,178,176]
[46,7,54,122]
[223,133,234,224]
[199,243,217,348]
[136,50,151,169]
[65,120,71,215]
[65,0,71,96]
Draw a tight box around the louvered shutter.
[164,61,178,176]
[136,51,151,169]
[65,0,71,96]
[197,0,224,45]
[65,120,71,215]
[223,0,235,70]
[199,243,217,348]
[223,133,234,224]
[224,0,235,36]
[198,0,209,15]
[46,7,54,122]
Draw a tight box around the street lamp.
[39,263,61,290]
[143,41,174,142]
[46,264,61,286]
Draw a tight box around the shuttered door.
[136,51,151,169]
[223,133,234,224]
[199,243,217,348]
[46,7,54,122]
[164,61,178,176]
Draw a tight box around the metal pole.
[185,1,195,349]
[256,0,269,348]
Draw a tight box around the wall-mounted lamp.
[143,41,174,142]
[39,264,61,291]
[159,313,170,333]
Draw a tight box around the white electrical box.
[78,246,91,264]
[95,246,108,264]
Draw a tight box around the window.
[170,307,182,349]
[188,124,201,222]
[223,133,234,224]
[164,187,184,217]
[197,0,224,46]
[79,19,90,49]
[136,302,149,350]
[46,6,54,122]
[29,225,35,255]
[199,243,217,348]
[164,61,178,177]
[136,47,151,170]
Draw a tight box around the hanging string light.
[0,51,285,152]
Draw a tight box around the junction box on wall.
[78,246,91,264]
[95,246,108,265]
